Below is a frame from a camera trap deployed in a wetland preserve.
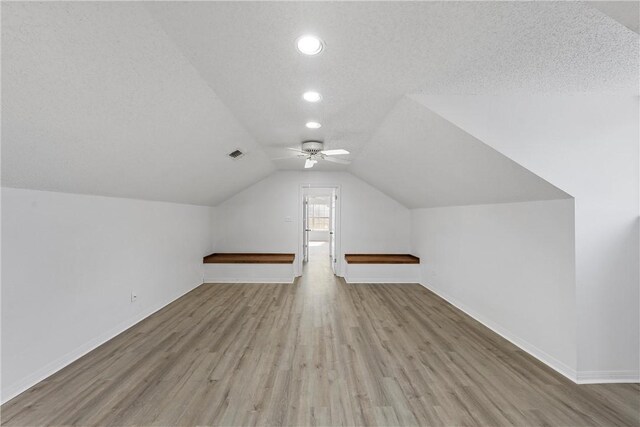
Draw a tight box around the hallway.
[2,262,639,426]
[307,240,330,262]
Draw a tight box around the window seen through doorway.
[308,198,330,231]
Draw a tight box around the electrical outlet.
[131,291,137,303]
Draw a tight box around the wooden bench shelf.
[344,254,420,264]
[203,253,295,264]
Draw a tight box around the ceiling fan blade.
[286,147,306,154]
[271,155,304,160]
[322,156,351,165]
[321,149,350,156]
[304,158,317,169]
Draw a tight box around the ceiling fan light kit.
[302,141,324,154]
[284,141,350,169]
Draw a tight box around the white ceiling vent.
[227,149,245,160]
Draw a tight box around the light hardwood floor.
[2,245,639,426]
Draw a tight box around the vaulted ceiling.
[2,2,637,207]
[349,97,569,209]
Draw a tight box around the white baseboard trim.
[345,279,420,284]
[1,281,203,404]
[576,371,640,384]
[203,278,294,284]
[419,281,579,383]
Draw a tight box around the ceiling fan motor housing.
[301,141,324,155]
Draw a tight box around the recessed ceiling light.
[306,121,322,129]
[296,35,324,55]
[303,91,322,103]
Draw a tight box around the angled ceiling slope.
[349,97,570,209]
[410,93,639,202]
[1,2,274,206]
[589,1,639,34]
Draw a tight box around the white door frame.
[303,194,310,263]
[296,184,342,277]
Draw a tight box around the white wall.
[209,206,220,254]
[413,94,639,382]
[203,263,295,284]
[1,188,212,402]
[215,171,412,275]
[344,263,420,284]
[411,199,577,379]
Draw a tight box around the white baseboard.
[576,371,640,384]
[419,281,579,383]
[203,278,294,284]
[1,281,203,404]
[420,282,640,385]
[345,279,419,284]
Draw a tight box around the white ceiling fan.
[273,141,351,169]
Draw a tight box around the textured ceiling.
[2,2,636,207]
[147,1,637,162]
[2,2,274,206]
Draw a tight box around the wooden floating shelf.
[344,254,420,264]
[203,253,295,264]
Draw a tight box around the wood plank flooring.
[2,251,638,426]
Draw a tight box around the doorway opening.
[298,186,341,277]
[305,195,331,264]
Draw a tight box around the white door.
[303,196,310,262]
[329,191,337,274]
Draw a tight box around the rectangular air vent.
[227,149,245,160]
